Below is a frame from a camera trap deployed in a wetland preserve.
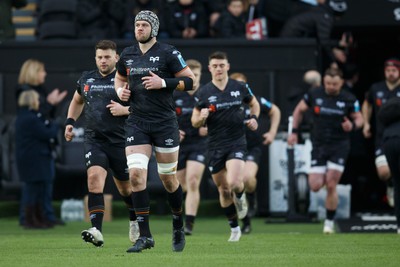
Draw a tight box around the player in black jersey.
[115,10,195,253]
[174,59,208,236]
[192,51,260,242]
[230,72,281,234]
[64,40,138,247]
[378,97,400,234]
[362,58,400,208]
[288,67,363,234]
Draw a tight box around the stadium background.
[1,0,400,217]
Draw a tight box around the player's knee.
[219,187,231,200]
[127,153,149,170]
[157,162,178,175]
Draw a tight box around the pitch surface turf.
[1,216,400,267]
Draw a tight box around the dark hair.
[324,67,343,79]
[95,40,117,51]
[208,51,228,62]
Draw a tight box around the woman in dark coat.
[16,59,66,226]
[15,90,60,229]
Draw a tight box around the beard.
[135,32,153,44]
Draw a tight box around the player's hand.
[117,83,130,101]
[179,130,186,142]
[245,118,258,131]
[341,116,353,132]
[64,125,74,142]
[106,100,127,116]
[47,88,68,105]
[363,122,371,138]
[142,71,163,90]
[287,133,298,146]
[199,126,208,136]
[262,131,276,145]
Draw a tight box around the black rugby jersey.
[195,79,254,149]
[303,87,360,145]
[117,42,188,123]
[77,69,127,144]
[174,90,206,146]
[366,81,400,143]
[245,96,273,149]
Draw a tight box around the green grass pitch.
[1,215,400,267]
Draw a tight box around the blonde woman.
[15,90,60,229]
[16,59,67,227]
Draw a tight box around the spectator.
[230,72,281,234]
[76,0,126,39]
[0,0,27,41]
[244,0,265,22]
[15,90,60,229]
[202,0,226,37]
[288,67,363,234]
[378,97,400,234]
[280,0,349,70]
[16,59,67,227]
[164,0,209,39]
[362,58,400,207]
[213,0,247,38]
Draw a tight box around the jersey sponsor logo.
[197,155,205,162]
[175,106,182,116]
[149,56,159,63]
[165,138,174,146]
[354,100,360,112]
[261,97,272,108]
[208,96,217,103]
[235,152,244,159]
[216,100,242,110]
[172,50,187,68]
[336,101,345,108]
[127,136,134,142]
[129,67,158,75]
[230,91,240,97]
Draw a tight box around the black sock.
[387,178,393,187]
[168,185,183,229]
[223,204,238,228]
[88,192,104,232]
[236,190,244,199]
[242,215,250,226]
[247,192,255,209]
[132,189,151,237]
[185,215,195,230]
[121,193,137,221]
[326,209,336,221]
